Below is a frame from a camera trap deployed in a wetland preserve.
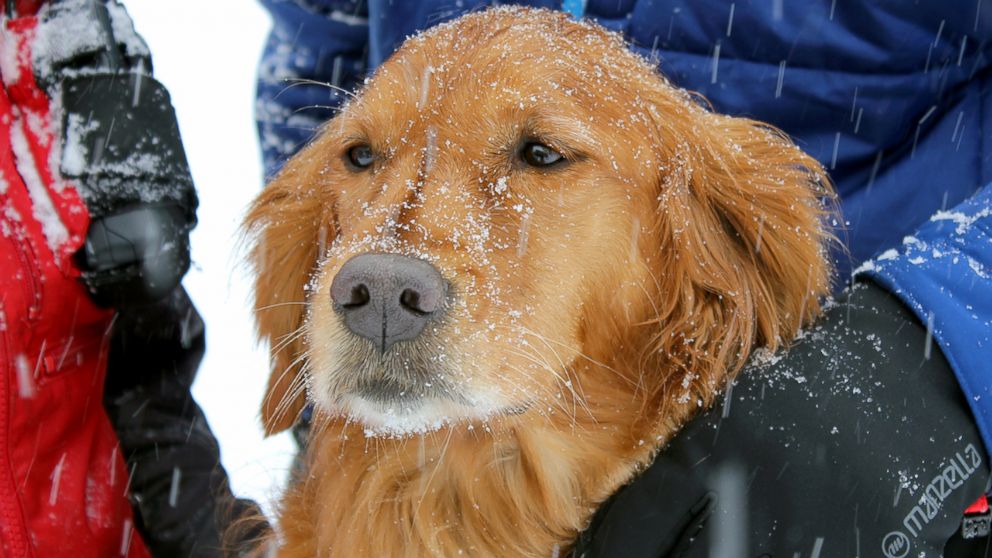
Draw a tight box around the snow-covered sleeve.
[256,0,370,177]
[858,183,992,456]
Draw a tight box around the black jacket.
[574,281,992,557]
[104,289,267,557]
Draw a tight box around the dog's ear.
[644,93,835,398]
[243,145,333,435]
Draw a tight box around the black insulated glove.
[31,0,197,307]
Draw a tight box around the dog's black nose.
[330,253,447,352]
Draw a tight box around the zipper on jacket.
[0,335,30,557]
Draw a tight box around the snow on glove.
[29,0,198,308]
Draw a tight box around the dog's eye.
[520,142,564,167]
[346,144,375,169]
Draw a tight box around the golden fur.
[243,8,834,557]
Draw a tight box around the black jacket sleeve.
[572,281,992,558]
[104,288,270,557]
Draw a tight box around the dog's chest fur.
[276,366,694,558]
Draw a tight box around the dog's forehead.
[369,43,580,112]
[361,15,644,105]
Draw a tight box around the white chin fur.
[328,393,508,438]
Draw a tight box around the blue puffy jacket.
[256,0,992,460]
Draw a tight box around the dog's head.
[245,8,833,437]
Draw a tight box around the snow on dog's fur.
[243,8,834,557]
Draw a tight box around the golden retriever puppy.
[244,7,833,557]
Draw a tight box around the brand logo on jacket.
[881,443,983,558]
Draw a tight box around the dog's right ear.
[243,145,333,435]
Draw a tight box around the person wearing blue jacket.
[255,1,992,555]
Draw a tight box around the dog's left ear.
[243,144,333,435]
[645,93,836,388]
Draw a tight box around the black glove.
[572,281,992,558]
[34,0,198,308]
[77,203,192,307]
[67,62,198,307]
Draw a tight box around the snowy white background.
[125,1,293,517]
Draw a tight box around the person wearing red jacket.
[0,1,263,556]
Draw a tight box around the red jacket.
[0,5,149,557]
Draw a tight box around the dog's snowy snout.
[331,253,448,352]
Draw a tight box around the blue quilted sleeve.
[256,0,370,176]
[860,184,992,456]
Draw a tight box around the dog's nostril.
[343,283,371,308]
[399,288,429,315]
